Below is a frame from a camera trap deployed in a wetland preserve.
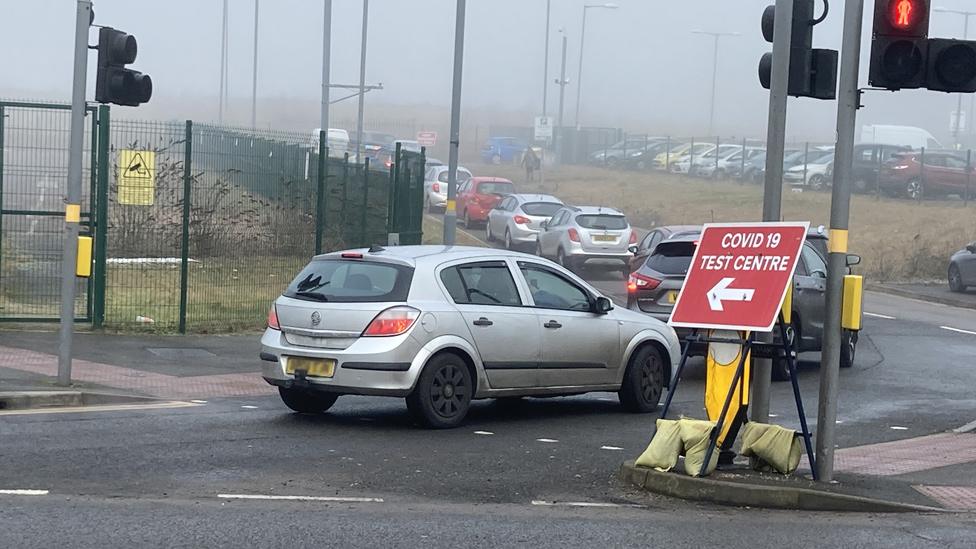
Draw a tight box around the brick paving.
[913,485,976,510]
[0,345,273,399]
[834,433,976,476]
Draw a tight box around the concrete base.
[0,390,157,410]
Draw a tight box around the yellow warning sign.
[118,150,156,205]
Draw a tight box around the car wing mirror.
[967,242,976,254]
[594,296,614,314]
[846,254,861,267]
[628,245,639,255]
[541,220,549,230]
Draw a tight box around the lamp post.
[934,7,975,143]
[573,3,618,129]
[691,30,741,138]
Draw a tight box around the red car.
[880,151,974,199]
[457,177,516,228]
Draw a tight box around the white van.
[860,125,943,150]
[312,128,350,158]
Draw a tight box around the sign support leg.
[779,314,818,479]
[660,328,698,419]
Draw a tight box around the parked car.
[424,166,473,213]
[312,128,350,158]
[846,144,913,194]
[784,152,834,190]
[536,206,636,274]
[481,137,527,165]
[948,241,976,292]
[627,229,859,380]
[628,225,701,273]
[652,142,707,170]
[623,140,672,171]
[879,150,973,199]
[690,144,752,178]
[486,194,564,251]
[350,131,397,161]
[706,147,766,180]
[590,138,658,167]
[457,177,517,228]
[260,245,682,427]
[747,150,805,184]
[667,143,722,174]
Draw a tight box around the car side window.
[946,156,967,170]
[639,231,657,251]
[858,148,875,163]
[801,245,827,278]
[440,261,522,307]
[518,263,592,312]
[648,232,663,252]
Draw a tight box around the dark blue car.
[481,137,527,165]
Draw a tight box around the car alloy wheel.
[407,353,472,429]
[853,178,870,194]
[535,241,544,258]
[809,175,825,191]
[486,222,494,242]
[504,230,513,250]
[840,330,857,369]
[949,264,966,293]
[906,179,922,200]
[618,345,665,413]
[462,210,470,228]
[557,248,568,269]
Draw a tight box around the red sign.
[669,222,809,332]
[417,131,437,147]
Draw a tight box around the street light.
[573,2,618,129]
[934,6,976,142]
[691,30,741,138]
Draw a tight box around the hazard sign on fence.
[669,222,809,332]
[117,149,156,206]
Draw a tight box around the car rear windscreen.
[646,242,696,275]
[438,170,471,183]
[478,181,515,195]
[576,214,628,230]
[284,260,413,303]
[521,202,563,217]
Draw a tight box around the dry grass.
[477,163,975,282]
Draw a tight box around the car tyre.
[636,159,648,171]
[486,221,495,242]
[949,264,967,292]
[406,353,473,429]
[462,209,471,229]
[840,330,857,369]
[278,387,339,414]
[809,174,825,192]
[618,345,665,413]
[906,178,922,200]
[771,323,798,382]
[714,169,726,180]
[535,241,545,258]
[557,248,572,270]
[491,154,502,165]
[504,229,514,251]
[853,178,871,194]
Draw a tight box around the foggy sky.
[3,0,975,143]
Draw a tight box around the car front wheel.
[906,179,923,200]
[406,353,473,429]
[619,345,665,413]
[949,264,967,292]
[809,174,825,191]
[840,330,857,369]
[772,323,798,382]
[278,387,339,414]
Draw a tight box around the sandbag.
[635,419,682,472]
[740,422,803,474]
[678,418,720,477]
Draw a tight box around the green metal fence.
[0,101,425,333]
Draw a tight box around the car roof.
[657,224,702,236]
[314,245,544,268]
[569,205,625,216]
[510,193,562,203]
[655,234,699,247]
[470,176,513,183]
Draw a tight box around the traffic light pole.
[59,0,92,386]
[817,0,864,483]
[443,0,466,246]
[753,0,793,423]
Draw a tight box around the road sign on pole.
[669,222,809,332]
[417,130,437,147]
[951,111,967,134]
[534,116,553,141]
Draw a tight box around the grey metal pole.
[574,8,588,129]
[219,0,228,122]
[542,0,551,117]
[708,34,719,138]
[443,0,467,245]
[355,0,369,161]
[251,0,259,128]
[555,33,568,164]
[752,0,794,423]
[816,0,864,483]
[59,0,92,386]
[321,0,332,142]
[956,15,970,146]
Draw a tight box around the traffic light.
[926,39,976,93]
[758,0,838,100]
[95,27,152,107]
[869,0,930,90]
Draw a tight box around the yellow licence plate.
[285,357,336,378]
[594,234,616,242]
[667,291,679,304]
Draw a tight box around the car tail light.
[628,273,660,292]
[568,228,581,242]
[363,306,420,337]
[267,305,280,330]
[341,252,364,259]
[629,230,638,244]
[514,215,530,225]
[891,164,910,170]
[432,182,441,193]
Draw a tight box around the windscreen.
[284,260,413,303]
[646,241,696,275]
[576,214,628,230]
[478,181,516,195]
[521,202,563,217]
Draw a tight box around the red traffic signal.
[95,27,152,107]
[870,0,930,90]
[887,0,927,33]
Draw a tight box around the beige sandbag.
[678,418,720,477]
[635,419,682,472]
[740,422,803,474]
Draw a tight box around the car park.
[841,144,913,194]
[746,150,804,184]
[627,224,701,273]
[424,166,472,213]
[623,140,672,171]
[456,177,516,228]
[692,145,758,178]
[481,137,528,165]
[260,246,681,428]
[879,150,974,199]
[486,194,564,251]
[784,152,834,191]
[590,138,659,167]
[948,241,976,292]
[703,146,765,179]
[536,206,636,274]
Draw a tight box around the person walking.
[522,146,540,182]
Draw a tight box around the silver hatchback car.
[424,165,472,213]
[261,246,680,428]
[536,206,636,274]
[486,194,564,251]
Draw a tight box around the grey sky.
[3,0,974,142]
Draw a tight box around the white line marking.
[473,431,494,436]
[600,446,624,451]
[890,426,909,431]
[864,312,896,320]
[190,400,208,404]
[0,401,200,416]
[218,494,383,503]
[531,500,642,509]
[597,397,615,402]
[941,325,976,336]
[536,438,559,443]
[768,414,778,418]
[953,419,976,434]
[0,489,49,496]
[241,405,259,409]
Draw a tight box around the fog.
[3,0,974,143]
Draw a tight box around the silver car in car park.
[486,194,564,251]
[260,246,680,428]
[424,165,472,213]
[536,206,636,274]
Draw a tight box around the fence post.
[966,149,972,206]
[0,105,5,291]
[341,153,350,242]
[689,137,696,176]
[665,136,671,172]
[178,120,193,334]
[714,135,720,177]
[877,145,883,200]
[740,137,747,182]
[387,147,397,243]
[92,105,110,328]
[361,157,370,246]
[803,142,809,188]
[919,147,925,201]
[415,148,425,243]
[315,130,326,254]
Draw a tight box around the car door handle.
[472,317,493,327]
[543,320,562,329]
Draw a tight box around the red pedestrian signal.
[870,0,930,89]
[891,0,918,30]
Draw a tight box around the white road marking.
[240,405,259,409]
[940,325,976,336]
[597,398,615,402]
[953,419,976,434]
[0,489,48,496]
[473,431,494,436]
[531,500,642,509]
[191,400,208,404]
[890,426,909,431]
[600,446,624,451]
[0,401,200,416]
[218,494,383,503]
[768,414,778,418]
[864,312,896,320]
[536,438,559,443]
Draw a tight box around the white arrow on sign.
[707,277,756,312]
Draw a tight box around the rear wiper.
[294,291,330,302]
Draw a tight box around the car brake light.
[568,228,580,242]
[891,164,910,170]
[629,231,638,244]
[267,305,280,330]
[628,273,661,292]
[363,306,420,337]
[341,252,363,259]
[432,182,441,193]
[514,215,530,225]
